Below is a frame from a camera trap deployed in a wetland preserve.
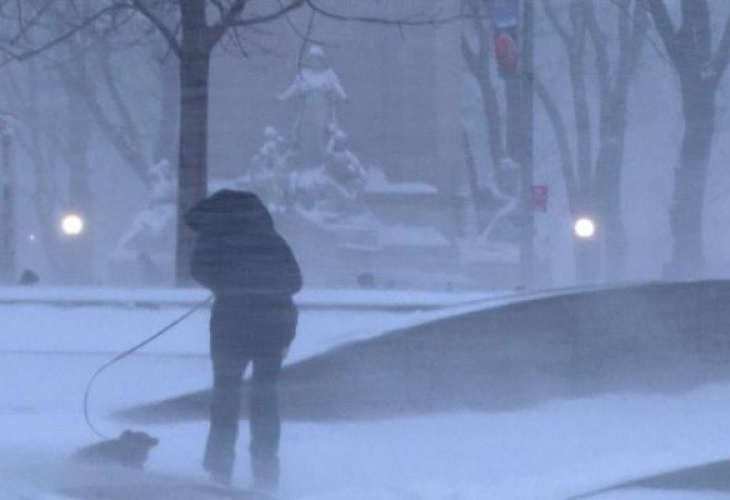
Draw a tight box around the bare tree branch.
[58,50,148,182]
[226,0,306,29]
[8,0,55,45]
[614,0,649,97]
[210,0,247,45]
[461,5,503,168]
[543,0,571,46]
[98,43,145,162]
[585,0,610,135]
[646,0,679,64]
[296,6,315,69]
[129,0,181,57]
[210,0,227,22]
[530,72,578,210]
[565,0,592,191]
[711,12,730,86]
[682,0,710,61]
[460,31,478,75]
[278,0,330,47]
[0,3,128,63]
[305,0,477,27]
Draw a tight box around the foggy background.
[2,0,730,289]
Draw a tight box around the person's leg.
[249,355,283,491]
[204,351,249,485]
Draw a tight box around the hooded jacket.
[185,190,302,298]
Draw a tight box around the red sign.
[495,32,520,73]
[531,185,548,212]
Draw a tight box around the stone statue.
[479,156,521,244]
[279,45,347,167]
[290,129,368,222]
[108,159,176,284]
[242,126,290,208]
[148,159,176,205]
[324,127,366,198]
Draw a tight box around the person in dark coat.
[185,189,302,490]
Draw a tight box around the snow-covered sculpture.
[149,159,175,204]
[240,126,290,208]
[279,45,347,167]
[478,156,521,244]
[324,127,366,195]
[109,159,177,285]
[288,127,369,221]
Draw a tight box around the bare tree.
[646,0,730,280]
[2,61,66,279]
[461,0,535,287]
[68,32,179,184]
[56,39,95,284]
[1,0,476,284]
[541,0,648,283]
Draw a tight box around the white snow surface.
[2,286,730,499]
[0,286,499,309]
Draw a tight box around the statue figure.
[149,159,176,205]
[241,126,290,208]
[324,127,367,198]
[278,45,347,167]
[289,128,369,222]
[479,156,521,244]
[109,159,176,284]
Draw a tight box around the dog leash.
[83,295,214,439]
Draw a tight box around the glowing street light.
[573,216,596,239]
[61,213,85,237]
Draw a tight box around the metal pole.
[519,0,535,288]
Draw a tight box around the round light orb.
[574,217,596,239]
[61,213,85,236]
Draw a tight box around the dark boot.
[250,452,280,493]
[249,357,282,492]
[204,383,242,485]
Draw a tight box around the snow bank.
[123,281,730,424]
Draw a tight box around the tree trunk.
[575,237,600,284]
[519,0,535,288]
[154,56,180,164]
[175,50,211,284]
[595,94,630,280]
[19,62,65,279]
[0,120,14,283]
[595,136,626,280]
[589,0,648,281]
[666,78,715,280]
[60,54,95,284]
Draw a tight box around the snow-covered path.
[3,291,730,499]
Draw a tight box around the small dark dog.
[73,430,159,469]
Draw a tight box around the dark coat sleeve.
[191,231,302,297]
[272,234,303,295]
[190,234,224,293]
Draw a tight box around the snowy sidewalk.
[0,286,502,311]
[4,285,730,499]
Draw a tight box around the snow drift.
[117,280,730,423]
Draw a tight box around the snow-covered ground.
[0,286,501,309]
[2,288,730,499]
